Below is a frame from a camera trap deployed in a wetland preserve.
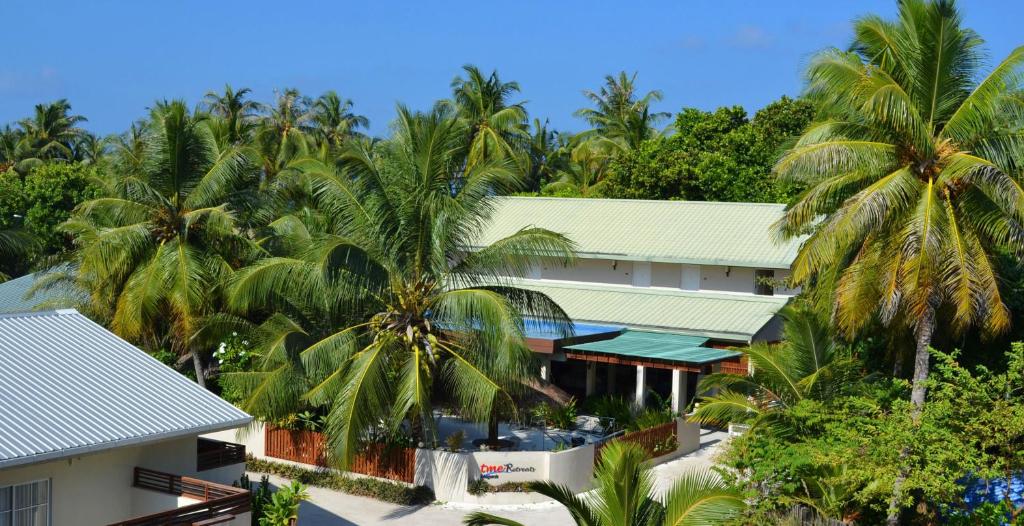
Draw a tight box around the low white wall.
[0,433,245,526]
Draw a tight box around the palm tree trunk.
[192,351,207,389]
[487,410,500,443]
[885,308,935,525]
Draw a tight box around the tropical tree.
[309,90,369,151]
[464,441,746,526]
[525,118,570,191]
[773,1,1024,521]
[224,104,576,465]
[689,304,859,430]
[575,72,669,152]
[15,99,87,163]
[543,139,614,197]
[203,84,264,145]
[256,88,313,183]
[63,100,257,386]
[448,65,529,170]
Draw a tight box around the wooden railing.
[265,426,416,483]
[107,467,250,526]
[594,420,677,465]
[197,438,246,471]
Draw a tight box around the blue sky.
[1,1,1021,136]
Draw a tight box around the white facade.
[0,435,248,526]
[536,258,796,298]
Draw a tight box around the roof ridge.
[514,279,790,304]
[0,308,79,320]
[494,196,788,208]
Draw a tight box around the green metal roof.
[476,197,802,268]
[510,279,790,342]
[565,329,742,365]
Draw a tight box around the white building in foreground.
[0,310,252,526]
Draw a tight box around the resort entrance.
[542,328,743,413]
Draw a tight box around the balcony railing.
[107,467,250,526]
[197,437,246,471]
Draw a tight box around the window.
[754,269,775,296]
[0,480,49,526]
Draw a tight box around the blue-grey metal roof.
[0,310,251,469]
[0,269,83,314]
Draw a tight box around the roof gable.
[476,197,801,268]
[0,310,250,468]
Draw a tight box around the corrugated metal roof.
[0,310,251,469]
[0,270,82,314]
[565,330,741,365]
[476,197,801,268]
[510,279,790,342]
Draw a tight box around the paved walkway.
[264,429,729,525]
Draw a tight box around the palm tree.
[464,441,745,526]
[203,84,264,145]
[575,72,669,152]
[526,118,571,192]
[689,304,858,430]
[0,228,35,282]
[256,89,314,183]
[62,100,257,387]
[16,99,87,162]
[543,139,614,197]
[224,104,576,466]
[309,90,369,151]
[774,1,1024,521]
[448,65,529,170]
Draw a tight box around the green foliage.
[0,162,99,274]
[603,96,814,203]
[258,480,308,526]
[445,430,465,452]
[237,474,273,526]
[246,455,434,505]
[467,480,536,496]
[717,342,1024,523]
[531,398,577,429]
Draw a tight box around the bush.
[259,481,308,526]
[246,455,434,506]
[531,398,577,429]
[467,479,537,495]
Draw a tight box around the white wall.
[541,258,632,285]
[699,265,756,294]
[537,258,793,298]
[0,433,245,526]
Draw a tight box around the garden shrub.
[246,455,434,505]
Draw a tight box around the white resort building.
[475,197,802,413]
[0,310,252,526]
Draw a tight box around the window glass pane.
[12,481,45,508]
[0,487,10,511]
[0,510,10,526]
[13,505,47,526]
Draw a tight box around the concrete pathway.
[264,429,730,525]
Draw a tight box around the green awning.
[564,329,741,365]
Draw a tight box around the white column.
[585,362,597,396]
[539,357,552,382]
[634,365,647,408]
[632,262,651,287]
[681,265,700,290]
[671,369,689,414]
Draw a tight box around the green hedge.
[466,479,538,496]
[246,455,434,506]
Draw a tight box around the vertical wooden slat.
[264,426,416,483]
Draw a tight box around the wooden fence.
[594,420,677,465]
[264,426,416,483]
